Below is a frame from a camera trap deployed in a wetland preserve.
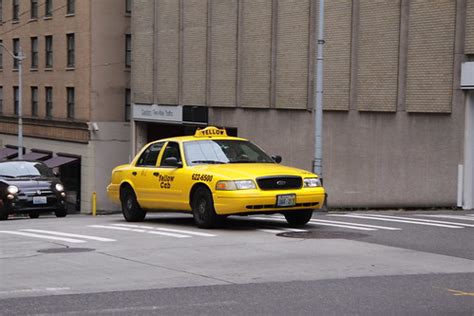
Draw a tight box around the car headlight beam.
[55,183,65,192]
[7,185,19,194]
[303,178,321,188]
[216,180,256,191]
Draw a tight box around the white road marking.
[357,214,474,228]
[310,219,401,230]
[88,225,146,233]
[251,215,376,231]
[112,223,216,237]
[21,229,116,242]
[328,214,464,228]
[415,214,474,222]
[0,231,85,243]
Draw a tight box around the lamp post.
[0,43,25,159]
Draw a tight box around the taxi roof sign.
[195,126,228,138]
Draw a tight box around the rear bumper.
[213,187,325,215]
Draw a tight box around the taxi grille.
[256,176,302,190]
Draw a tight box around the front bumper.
[213,187,325,215]
[3,195,66,214]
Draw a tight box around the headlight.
[7,185,19,194]
[216,180,256,191]
[55,183,65,192]
[303,178,321,188]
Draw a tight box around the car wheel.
[283,209,313,227]
[0,207,8,221]
[121,187,146,222]
[55,209,67,218]
[192,187,222,229]
[29,212,40,219]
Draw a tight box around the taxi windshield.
[184,140,274,166]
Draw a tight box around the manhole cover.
[37,248,95,254]
[277,231,369,239]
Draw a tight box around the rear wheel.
[29,212,40,219]
[192,187,223,229]
[55,209,67,218]
[121,187,146,222]
[283,209,313,227]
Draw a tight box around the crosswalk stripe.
[416,214,474,222]
[357,214,474,228]
[0,231,85,243]
[310,219,401,230]
[329,214,463,228]
[21,229,116,242]
[112,224,216,237]
[144,231,191,238]
[88,225,146,233]
[252,215,376,231]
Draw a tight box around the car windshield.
[184,140,274,166]
[0,161,54,178]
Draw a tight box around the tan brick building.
[0,0,132,212]
[131,0,474,209]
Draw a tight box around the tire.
[121,187,146,222]
[29,212,40,219]
[0,207,8,221]
[283,209,313,227]
[55,209,67,218]
[192,187,223,229]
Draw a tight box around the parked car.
[107,126,326,228]
[0,160,67,220]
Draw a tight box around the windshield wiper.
[229,160,258,163]
[191,160,227,164]
[0,174,16,178]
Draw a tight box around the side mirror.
[53,171,60,177]
[272,155,282,164]
[163,157,182,168]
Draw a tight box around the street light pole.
[313,0,325,180]
[0,43,25,159]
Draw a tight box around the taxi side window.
[136,142,164,167]
[160,142,182,167]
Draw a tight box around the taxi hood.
[194,163,317,179]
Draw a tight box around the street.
[0,210,473,315]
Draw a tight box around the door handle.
[132,171,137,176]
[153,172,159,177]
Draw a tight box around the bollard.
[92,192,97,216]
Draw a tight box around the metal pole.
[18,47,23,159]
[313,0,325,179]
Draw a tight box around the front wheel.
[121,187,146,222]
[29,212,40,219]
[192,187,223,229]
[283,209,313,227]
[0,206,8,221]
[55,209,67,218]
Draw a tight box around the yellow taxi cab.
[107,126,325,228]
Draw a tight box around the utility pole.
[0,43,25,159]
[313,0,325,181]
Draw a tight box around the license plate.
[33,196,47,205]
[276,194,296,207]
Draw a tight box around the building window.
[12,38,19,69]
[13,86,19,115]
[66,0,74,15]
[30,0,38,19]
[125,88,131,121]
[12,0,19,22]
[30,37,38,69]
[45,0,52,17]
[45,35,53,68]
[31,86,38,117]
[125,0,131,14]
[67,87,74,119]
[45,87,53,118]
[0,86,3,114]
[125,34,131,68]
[66,33,74,67]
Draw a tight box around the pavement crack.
[95,251,236,285]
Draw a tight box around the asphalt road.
[0,210,473,315]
